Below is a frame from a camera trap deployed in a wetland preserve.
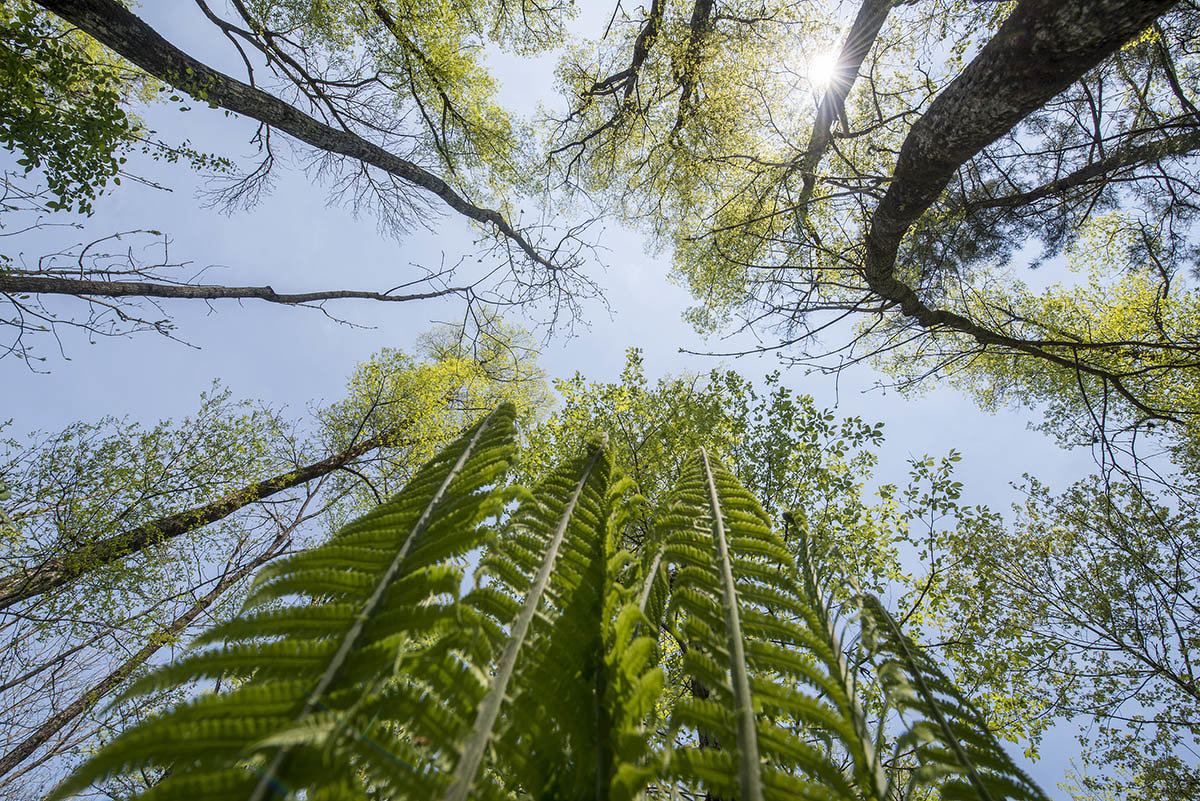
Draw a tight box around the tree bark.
[0,429,402,610]
[0,274,469,305]
[670,0,716,133]
[854,0,1179,418]
[34,0,557,271]
[863,0,1179,301]
[0,547,277,779]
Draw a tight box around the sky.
[0,2,1105,793]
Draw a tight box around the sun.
[808,49,841,91]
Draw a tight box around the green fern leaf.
[861,594,1051,801]
[46,410,1052,801]
[442,437,609,801]
[48,404,518,801]
[657,450,893,801]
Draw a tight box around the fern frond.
[861,595,1051,801]
[657,450,896,801]
[49,411,1052,801]
[442,437,609,801]
[790,516,890,801]
[700,441,753,801]
[48,404,518,801]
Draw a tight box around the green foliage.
[48,403,519,801]
[50,405,1050,801]
[0,385,289,619]
[0,0,137,213]
[875,211,1200,456]
[861,594,1045,801]
[240,0,572,193]
[655,449,885,801]
[928,470,1200,796]
[520,349,887,553]
[317,321,549,526]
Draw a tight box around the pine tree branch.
[962,126,1200,211]
[858,0,1180,421]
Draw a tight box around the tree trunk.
[34,0,554,271]
[0,429,403,610]
[863,0,1179,305]
[856,0,1179,418]
[0,545,280,779]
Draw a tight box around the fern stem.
[443,444,605,801]
[869,597,998,801]
[700,449,763,801]
[792,520,887,801]
[636,546,665,617]
[250,405,504,801]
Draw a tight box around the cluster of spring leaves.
[0,0,137,213]
[316,321,551,527]
[239,0,572,193]
[876,210,1200,457]
[549,0,1009,331]
[0,1,232,222]
[922,470,1200,799]
[51,403,1049,801]
[0,386,291,619]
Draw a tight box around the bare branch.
[0,274,473,306]
[0,537,285,780]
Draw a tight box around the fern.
[48,403,518,801]
[790,512,890,801]
[860,595,1051,801]
[655,449,884,801]
[443,436,610,801]
[51,407,1050,801]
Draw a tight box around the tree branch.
[0,274,471,305]
[962,126,1200,211]
[792,0,896,209]
[858,0,1180,419]
[0,544,279,779]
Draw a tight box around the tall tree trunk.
[858,0,1179,418]
[0,429,403,610]
[0,545,281,779]
[34,0,555,271]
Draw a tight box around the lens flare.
[808,49,840,90]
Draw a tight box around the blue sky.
[0,2,1105,792]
